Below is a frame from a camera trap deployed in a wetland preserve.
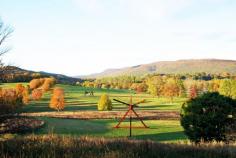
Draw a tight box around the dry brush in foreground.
[0,135,236,158]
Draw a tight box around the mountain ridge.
[79,59,236,78]
[1,66,82,83]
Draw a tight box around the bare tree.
[0,19,13,81]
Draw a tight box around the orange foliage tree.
[15,84,30,104]
[42,77,56,92]
[22,86,30,104]
[188,85,198,99]
[163,78,180,102]
[31,89,43,101]
[0,88,24,114]
[16,84,25,96]
[49,87,65,111]
[29,79,43,90]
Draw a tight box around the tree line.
[80,73,236,100]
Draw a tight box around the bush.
[49,87,65,111]
[97,94,112,111]
[180,92,236,143]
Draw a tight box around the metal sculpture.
[113,96,149,137]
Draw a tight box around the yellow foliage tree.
[97,94,112,111]
[49,87,65,111]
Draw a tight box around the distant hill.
[1,66,82,84]
[81,59,236,78]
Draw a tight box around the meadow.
[1,83,187,142]
[2,83,236,158]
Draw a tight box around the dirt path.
[20,111,180,120]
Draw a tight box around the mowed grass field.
[1,83,188,142]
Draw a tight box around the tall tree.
[219,79,236,99]
[163,78,179,102]
[146,76,164,97]
[0,19,13,80]
[219,79,232,97]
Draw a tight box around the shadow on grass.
[18,103,98,113]
[134,131,187,142]
[35,118,112,136]
[65,105,97,111]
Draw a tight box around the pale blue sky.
[0,0,236,76]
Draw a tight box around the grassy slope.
[1,83,187,142]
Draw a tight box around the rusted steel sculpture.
[113,96,149,137]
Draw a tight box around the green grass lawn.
[1,83,188,142]
[36,117,187,142]
[6,83,186,113]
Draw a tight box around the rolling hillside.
[1,66,82,83]
[82,59,236,78]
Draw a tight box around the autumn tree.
[208,79,220,92]
[22,86,30,104]
[131,83,147,93]
[146,76,164,97]
[0,88,24,114]
[42,77,56,92]
[97,94,112,111]
[31,89,43,101]
[29,79,43,90]
[219,79,236,98]
[176,78,186,97]
[188,85,198,99]
[15,83,29,104]
[15,84,25,96]
[163,78,179,102]
[49,87,65,111]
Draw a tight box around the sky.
[0,0,236,76]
